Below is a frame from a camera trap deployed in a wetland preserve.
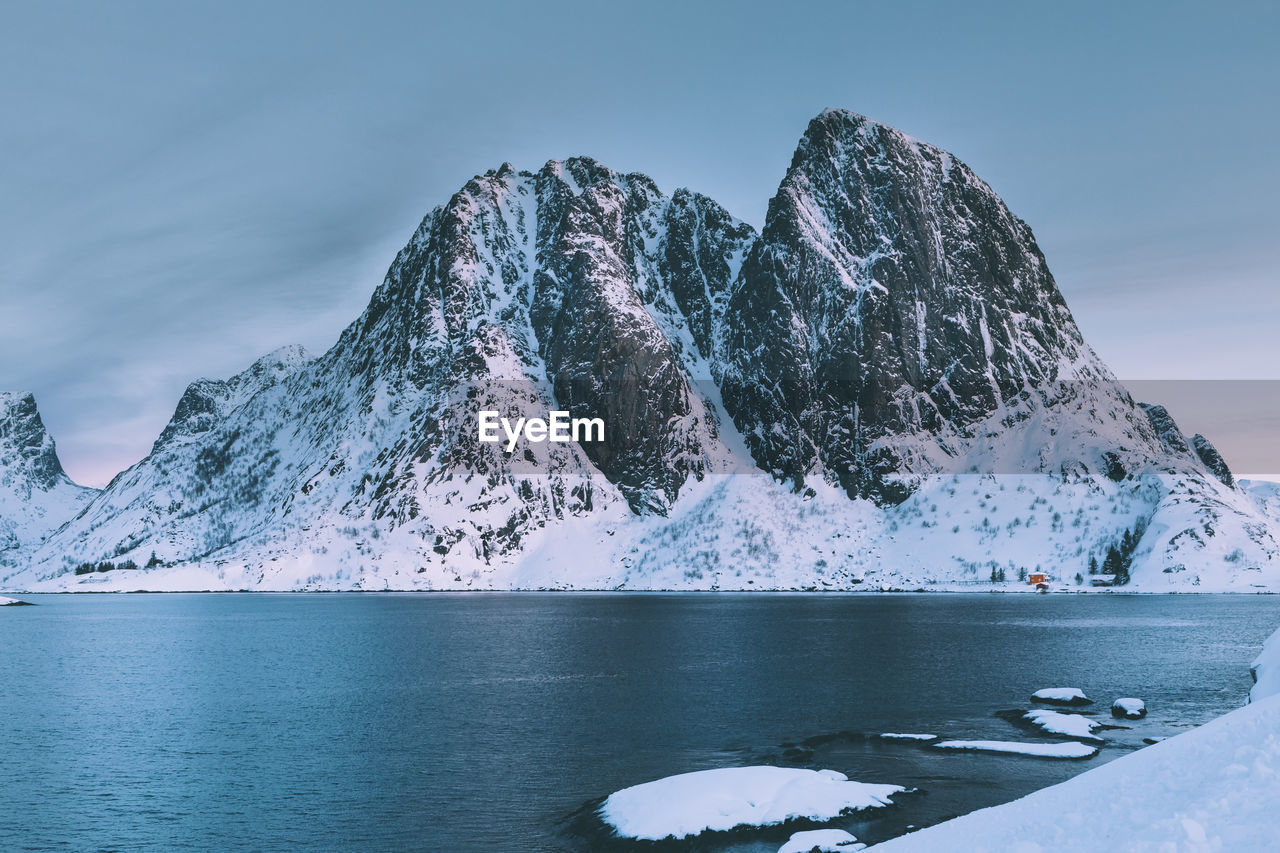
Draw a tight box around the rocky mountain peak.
[720,109,1106,503]
[1192,433,1235,488]
[153,346,312,451]
[0,392,96,561]
[0,391,69,492]
[1139,403,1237,487]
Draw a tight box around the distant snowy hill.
[0,393,97,567]
[3,110,1277,591]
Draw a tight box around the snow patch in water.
[778,828,865,851]
[1031,687,1091,706]
[1023,709,1104,741]
[600,766,903,840]
[933,740,1098,759]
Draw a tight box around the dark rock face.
[659,188,756,363]
[1138,403,1235,487]
[720,110,1095,503]
[530,165,710,513]
[1192,433,1235,487]
[1139,404,1192,456]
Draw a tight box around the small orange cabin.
[1028,573,1048,585]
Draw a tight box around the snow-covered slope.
[2,110,1276,591]
[1251,618,1280,704]
[0,392,97,567]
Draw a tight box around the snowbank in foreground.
[779,828,865,851]
[869,694,1280,852]
[1252,626,1280,703]
[933,740,1097,759]
[600,766,903,841]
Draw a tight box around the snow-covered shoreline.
[866,693,1280,851]
[6,584,1279,595]
[12,471,1280,593]
[861,625,1280,850]
[1250,624,1280,704]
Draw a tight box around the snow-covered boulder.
[599,766,903,840]
[1023,709,1104,741]
[1031,687,1092,706]
[778,828,865,852]
[1251,627,1280,703]
[0,595,32,606]
[1112,698,1147,719]
[933,740,1098,759]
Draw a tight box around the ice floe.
[1023,709,1104,741]
[878,733,938,742]
[600,766,903,840]
[933,740,1098,759]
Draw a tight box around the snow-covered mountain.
[0,392,97,565]
[3,109,1277,591]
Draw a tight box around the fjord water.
[2,594,1275,852]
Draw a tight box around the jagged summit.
[3,110,1275,591]
[1192,434,1235,488]
[252,344,312,373]
[720,105,1115,503]
[1,392,74,491]
[153,345,313,451]
[1139,402,1237,489]
[797,108,929,162]
[0,392,97,561]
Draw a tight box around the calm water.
[1,593,1276,852]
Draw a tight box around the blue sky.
[1,0,1276,485]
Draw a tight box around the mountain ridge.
[3,109,1277,592]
